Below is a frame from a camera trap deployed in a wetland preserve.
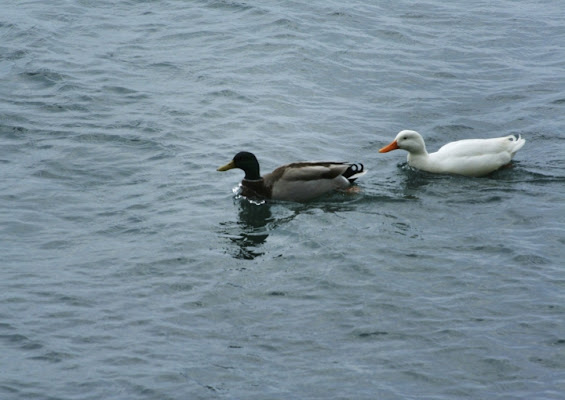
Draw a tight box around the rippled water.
[2,1,565,399]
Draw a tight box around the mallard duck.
[217,151,366,202]
[379,130,526,177]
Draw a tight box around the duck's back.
[428,135,525,177]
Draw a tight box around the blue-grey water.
[2,1,565,399]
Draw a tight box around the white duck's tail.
[509,134,526,156]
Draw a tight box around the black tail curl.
[344,163,365,182]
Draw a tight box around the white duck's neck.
[407,149,433,171]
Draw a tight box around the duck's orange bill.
[379,140,399,153]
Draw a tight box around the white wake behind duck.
[379,130,526,177]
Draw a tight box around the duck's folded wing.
[437,136,523,157]
[277,162,350,181]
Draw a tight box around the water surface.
[1,1,565,399]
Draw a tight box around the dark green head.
[217,151,261,180]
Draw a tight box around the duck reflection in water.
[219,198,274,260]
[220,195,352,260]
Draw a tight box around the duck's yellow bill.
[217,160,236,171]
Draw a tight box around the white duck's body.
[379,130,526,177]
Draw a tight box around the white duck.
[379,130,526,177]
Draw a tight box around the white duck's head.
[379,130,427,155]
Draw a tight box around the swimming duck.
[379,130,525,177]
[217,151,366,202]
